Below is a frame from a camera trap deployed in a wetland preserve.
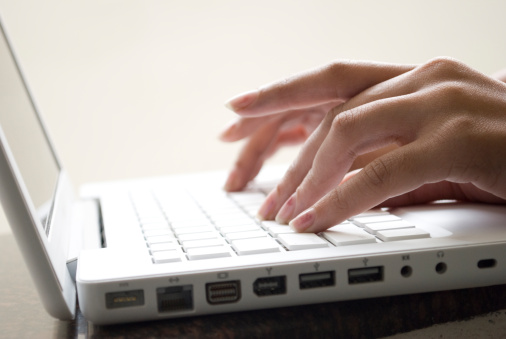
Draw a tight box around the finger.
[256,112,336,220]
[225,61,414,117]
[349,144,399,171]
[237,127,312,191]
[340,168,362,185]
[265,65,426,222]
[219,104,331,142]
[274,90,421,224]
[290,141,445,233]
[219,116,278,142]
[265,126,311,157]
[224,118,284,191]
[223,110,324,191]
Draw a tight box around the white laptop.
[1,19,506,325]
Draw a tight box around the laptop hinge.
[66,199,102,282]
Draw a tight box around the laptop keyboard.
[129,186,431,264]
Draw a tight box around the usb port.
[348,266,384,284]
[206,280,241,305]
[299,271,335,289]
[253,276,287,296]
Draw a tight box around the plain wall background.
[0,0,505,234]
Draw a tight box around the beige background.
[0,0,505,230]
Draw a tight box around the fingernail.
[257,190,278,220]
[224,89,259,112]
[289,208,316,232]
[340,168,362,184]
[276,194,296,224]
[224,169,240,192]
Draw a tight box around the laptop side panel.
[0,141,76,319]
[0,17,77,320]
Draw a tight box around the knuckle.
[322,107,338,129]
[362,158,391,190]
[433,81,470,105]
[303,168,322,190]
[330,109,357,134]
[325,60,350,79]
[320,188,350,217]
[415,56,468,81]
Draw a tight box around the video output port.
[206,280,241,305]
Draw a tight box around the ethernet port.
[157,285,193,313]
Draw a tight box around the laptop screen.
[0,25,60,234]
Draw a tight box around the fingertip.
[224,89,259,112]
[289,207,316,233]
[257,190,277,220]
[219,120,238,142]
[224,169,243,192]
[275,193,297,224]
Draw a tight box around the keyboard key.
[178,232,219,242]
[213,218,256,228]
[173,225,215,235]
[182,238,226,249]
[228,192,265,204]
[352,214,402,227]
[278,233,329,250]
[152,250,182,263]
[377,228,430,242]
[145,234,176,244]
[348,209,390,220]
[232,237,281,255]
[186,246,232,260]
[267,225,296,236]
[226,230,269,241]
[141,221,170,230]
[261,221,295,236]
[149,242,179,252]
[322,224,377,246]
[139,217,167,225]
[244,207,261,217]
[170,219,211,229]
[219,225,261,234]
[143,229,173,237]
[364,220,415,235]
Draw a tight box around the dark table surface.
[2,233,506,339]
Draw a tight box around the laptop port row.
[108,258,497,313]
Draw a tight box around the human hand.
[225,57,506,233]
[221,61,414,191]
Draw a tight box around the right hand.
[220,60,415,192]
